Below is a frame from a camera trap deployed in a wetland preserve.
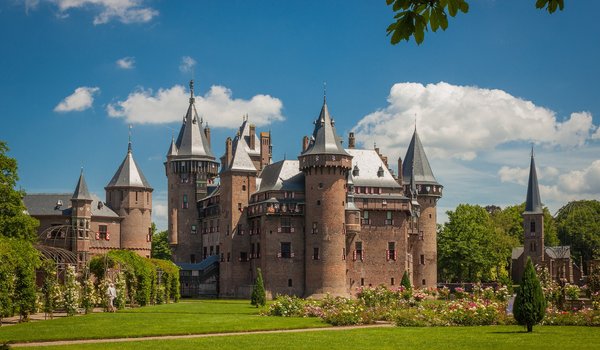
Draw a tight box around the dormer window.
[352,165,359,177]
[377,166,384,178]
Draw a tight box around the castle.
[167,81,443,298]
[24,141,154,263]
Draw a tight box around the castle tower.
[165,80,219,263]
[299,98,352,298]
[218,119,259,297]
[71,170,93,264]
[402,128,442,288]
[523,148,544,264]
[106,139,153,257]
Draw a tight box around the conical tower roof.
[301,98,350,157]
[166,136,178,157]
[72,169,92,200]
[106,142,152,190]
[524,148,543,214]
[402,128,439,186]
[173,80,215,159]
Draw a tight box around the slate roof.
[238,119,261,156]
[72,171,92,200]
[402,129,440,186]
[257,160,304,193]
[511,246,572,260]
[106,143,152,190]
[524,151,543,214]
[228,134,257,172]
[172,80,215,159]
[301,99,350,157]
[346,149,401,188]
[23,193,119,218]
[176,255,218,271]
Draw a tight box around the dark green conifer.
[250,268,266,307]
[401,271,412,290]
[514,257,547,332]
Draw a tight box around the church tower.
[106,139,153,257]
[401,128,442,288]
[299,97,352,298]
[523,148,544,264]
[71,170,93,264]
[165,80,219,263]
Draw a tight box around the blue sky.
[1,0,599,230]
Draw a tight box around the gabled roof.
[301,99,350,157]
[257,160,304,193]
[106,143,152,190]
[524,150,543,214]
[402,129,439,186]
[238,119,261,156]
[72,170,92,200]
[345,149,401,188]
[173,80,215,159]
[227,133,258,172]
[23,193,118,218]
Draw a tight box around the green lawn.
[19,325,600,350]
[0,300,327,343]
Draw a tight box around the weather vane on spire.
[189,79,195,103]
[128,124,133,152]
[323,81,327,103]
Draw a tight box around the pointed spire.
[525,147,543,213]
[402,128,439,186]
[72,169,92,200]
[128,124,133,153]
[166,135,178,157]
[301,97,350,157]
[107,142,152,190]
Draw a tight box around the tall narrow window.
[362,211,370,225]
[182,194,188,209]
[530,221,536,233]
[387,242,396,261]
[98,225,108,240]
[355,241,363,261]
[313,247,320,260]
[386,211,393,225]
[312,222,318,234]
[280,242,292,258]
[280,217,292,233]
[191,224,197,235]
[420,254,425,265]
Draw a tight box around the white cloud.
[353,82,597,162]
[107,84,285,127]
[179,56,196,73]
[51,0,158,25]
[54,86,100,112]
[498,165,561,186]
[116,56,135,69]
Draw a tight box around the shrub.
[40,260,60,319]
[63,265,80,316]
[401,271,412,290]
[514,258,546,332]
[266,295,305,317]
[250,268,266,307]
[564,284,580,301]
[321,296,364,326]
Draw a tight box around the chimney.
[348,132,355,149]
[397,157,403,186]
[204,126,211,148]
[302,136,309,152]
[260,132,271,169]
[249,124,256,150]
[224,137,233,168]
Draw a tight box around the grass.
[18,325,600,350]
[0,300,327,344]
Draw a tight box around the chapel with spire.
[511,148,577,283]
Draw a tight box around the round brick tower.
[402,128,442,288]
[299,98,352,298]
[106,140,153,257]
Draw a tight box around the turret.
[299,97,352,298]
[402,128,442,288]
[523,147,544,264]
[106,138,153,257]
[71,169,93,264]
[165,80,220,263]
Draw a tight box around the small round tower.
[299,98,352,298]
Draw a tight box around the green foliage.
[40,260,60,319]
[250,268,266,307]
[150,258,180,303]
[438,204,513,282]
[151,224,172,260]
[386,0,564,45]
[63,265,80,316]
[0,141,39,242]
[556,200,600,270]
[401,271,412,290]
[514,258,547,332]
[588,264,600,295]
[80,275,96,314]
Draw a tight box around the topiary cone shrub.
[251,268,266,307]
[514,257,546,332]
[401,271,412,291]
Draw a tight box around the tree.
[514,257,546,332]
[490,203,559,247]
[555,200,600,273]
[386,0,565,45]
[151,223,171,260]
[250,268,266,307]
[0,141,39,242]
[401,271,412,290]
[438,204,513,282]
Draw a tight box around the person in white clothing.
[107,283,117,312]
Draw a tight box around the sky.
[1,0,599,231]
